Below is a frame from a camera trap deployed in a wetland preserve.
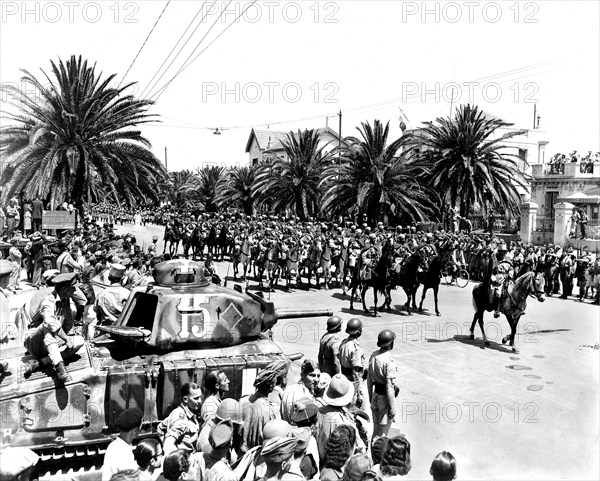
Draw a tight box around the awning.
[557,192,600,204]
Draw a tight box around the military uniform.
[367,348,398,429]
[339,337,365,407]
[157,404,200,453]
[318,331,341,376]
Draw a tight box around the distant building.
[245,126,346,166]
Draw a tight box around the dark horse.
[471,271,545,353]
[417,255,443,316]
[350,243,391,316]
[379,247,427,315]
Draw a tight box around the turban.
[254,368,278,388]
[261,436,299,463]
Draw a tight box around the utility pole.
[338,111,342,222]
[533,104,537,130]
[449,87,456,118]
[164,146,168,171]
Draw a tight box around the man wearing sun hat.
[314,373,360,463]
[23,272,85,383]
[367,329,399,439]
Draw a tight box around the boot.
[54,361,72,383]
[24,356,52,377]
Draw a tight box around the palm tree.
[164,169,200,210]
[214,165,256,215]
[0,55,167,216]
[319,120,435,224]
[196,165,226,212]
[252,129,329,220]
[415,104,527,218]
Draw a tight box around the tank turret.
[0,260,332,478]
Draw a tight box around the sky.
[1,0,599,172]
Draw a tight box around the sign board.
[41,210,76,230]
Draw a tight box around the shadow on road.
[452,334,516,353]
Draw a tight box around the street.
[117,223,600,480]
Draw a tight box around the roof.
[245,126,345,153]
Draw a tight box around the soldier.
[559,247,576,298]
[367,329,399,439]
[94,264,129,326]
[7,238,22,291]
[280,359,320,423]
[158,382,203,454]
[318,316,342,376]
[23,272,85,383]
[490,243,514,318]
[338,318,366,409]
[148,235,159,255]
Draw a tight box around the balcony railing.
[532,162,600,178]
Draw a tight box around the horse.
[319,243,333,290]
[302,242,322,289]
[181,227,193,259]
[349,248,390,316]
[284,243,301,290]
[217,226,229,261]
[163,222,181,257]
[379,248,427,315]
[416,255,443,316]
[332,242,350,292]
[471,271,545,353]
[206,226,217,257]
[265,243,282,291]
[232,237,251,281]
[191,225,206,260]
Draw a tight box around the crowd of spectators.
[547,150,599,174]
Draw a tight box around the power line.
[120,0,171,87]
[151,0,258,102]
[139,1,209,100]
[151,61,562,131]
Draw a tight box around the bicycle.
[441,264,470,288]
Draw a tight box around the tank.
[0,259,332,477]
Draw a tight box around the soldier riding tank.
[0,259,331,478]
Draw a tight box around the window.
[252,158,258,166]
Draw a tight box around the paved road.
[118,224,600,480]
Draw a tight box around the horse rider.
[490,242,514,318]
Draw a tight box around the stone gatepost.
[553,202,575,248]
[520,201,538,244]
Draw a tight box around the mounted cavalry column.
[553,202,575,249]
[520,201,539,245]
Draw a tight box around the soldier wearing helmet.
[338,318,366,408]
[318,316,342,376]
[367,329,398,439]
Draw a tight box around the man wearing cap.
[315,373,361,464]
[197,398,244,458]
[339,318,366,409]
[158,382,203,454]
[23,272,85,383]
[148,235,159,255]
[281,359,320,423]
[318,316,342,376]
[367,329,399,439]
[94,264,129,325]
[190,419,237,481]
[101,407,143,481]
[559,247,576,299]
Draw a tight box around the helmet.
[377,329,396,347]
[346,318,363,335]
[326,316,343,332]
